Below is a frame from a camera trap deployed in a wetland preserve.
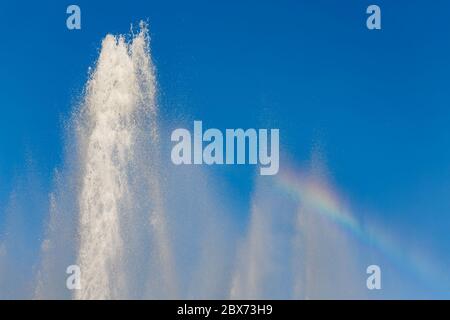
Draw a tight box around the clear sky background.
[0,0,449,297]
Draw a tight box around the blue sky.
[0,0,450,296]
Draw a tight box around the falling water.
[75,24,175,299]
[31,22,233,300]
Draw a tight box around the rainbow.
[273,164,445,292]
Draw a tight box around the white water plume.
[31,22,235,300]
[74,24,176,299]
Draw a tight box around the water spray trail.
[130,26,177,297]
[75,24,175,299]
